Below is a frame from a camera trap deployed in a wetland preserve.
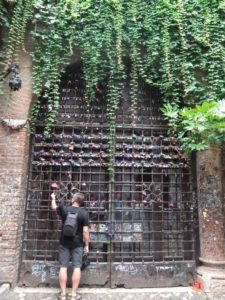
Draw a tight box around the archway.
[19,63,197,287]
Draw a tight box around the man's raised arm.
[51,192,57,211]
[83,226,90,254]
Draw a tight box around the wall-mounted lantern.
[1,64,22,91]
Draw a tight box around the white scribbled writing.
[31,264,46,282]
[115,264,138,275]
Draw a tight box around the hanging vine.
[3,0,35,69]
[0,0,225,178]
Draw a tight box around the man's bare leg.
[59,267,67,297]
[71,267,81,297]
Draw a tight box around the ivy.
[3,0,35,69]
[0,0,225,178]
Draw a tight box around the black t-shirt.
[57,204,89,249]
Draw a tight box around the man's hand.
[84,245,89,254]
[51,192,57,211]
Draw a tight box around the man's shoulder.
[78,207,88,215]
[69,206,87,215]
[78,207,88,222]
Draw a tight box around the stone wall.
[0,51,32,285]
[196,145,225,292]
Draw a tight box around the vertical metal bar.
[109,180,113,288]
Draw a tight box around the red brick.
[0,50,32,286]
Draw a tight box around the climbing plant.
[0,0,224,179]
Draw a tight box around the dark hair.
[72,192,85,206]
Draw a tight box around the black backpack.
[63,211,78,237]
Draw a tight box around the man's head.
[70,192,85,207]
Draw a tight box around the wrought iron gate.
[19,66,197,287]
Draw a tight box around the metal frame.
[20,68,197,287]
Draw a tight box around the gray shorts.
[59,245,83,268]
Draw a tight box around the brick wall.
[0,50,33,286]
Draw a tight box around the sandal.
[58,292,67,300]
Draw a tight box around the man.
[51,192,89,300]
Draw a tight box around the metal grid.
[22,68,195,267]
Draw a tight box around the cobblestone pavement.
[2,287,225,300]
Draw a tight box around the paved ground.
[1,287,225,300]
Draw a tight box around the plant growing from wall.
[161,100,225,154]
[0,0,224,179]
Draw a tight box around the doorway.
[19,67,196,287]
